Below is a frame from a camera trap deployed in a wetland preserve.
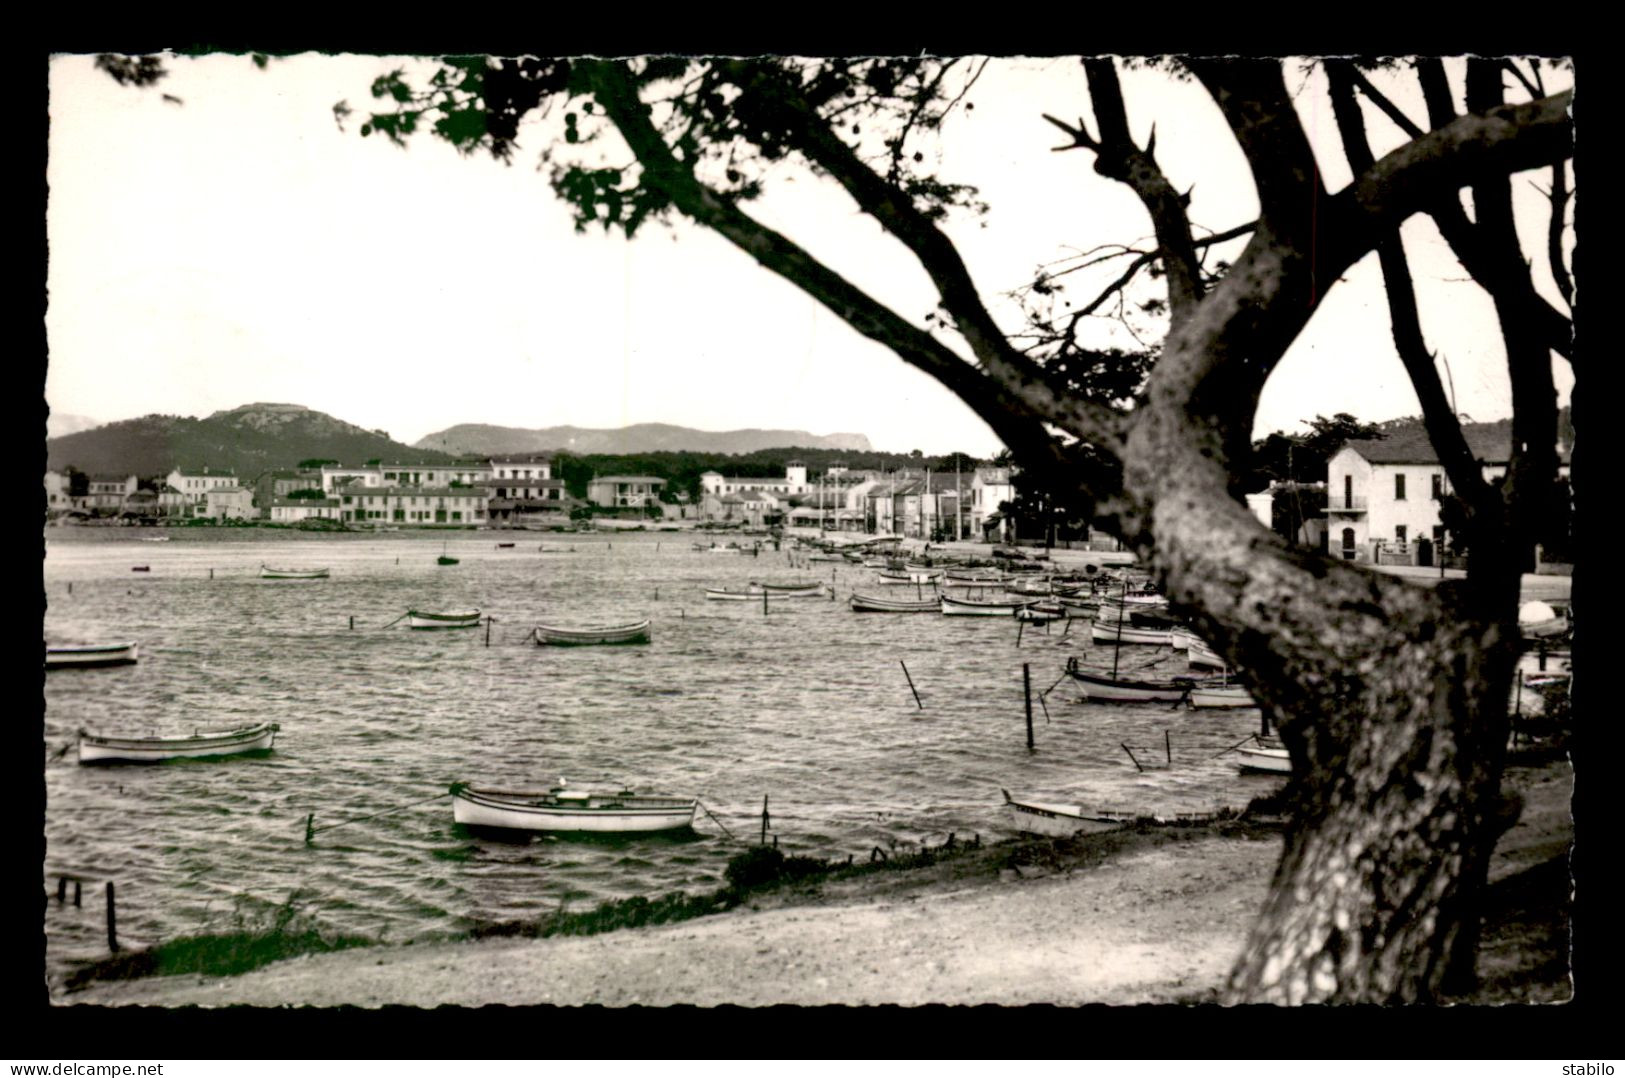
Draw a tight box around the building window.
[1396,525,1407,544]
[1395,474,1406,501]
[1431,474,1443,500]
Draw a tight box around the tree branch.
[574,59,1117,497]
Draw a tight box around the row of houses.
[43,453,1021,540]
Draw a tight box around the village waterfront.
[40,526,1573,1001]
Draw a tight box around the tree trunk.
[1130,415,1524,1003]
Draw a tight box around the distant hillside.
[415,422,873,456]
[47,413,104,440]
[46,403,456,479]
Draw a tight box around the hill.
[46,413,104,440]
[414,422,873,456]
[46,403,455,479]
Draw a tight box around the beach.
[66,754,1571,1008]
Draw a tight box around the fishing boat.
[139,535,171,542]
[849,592,940,613]
[535,619,651,646]
[45,642,139,669]
[78,722,279,764]
[1186,640,1227,670]
[1000,789,1136,838]
[1236,736,1291,774]
[1016,602,1068,623]
[705,583,826,600]
[260,565,330,579]
[450,781,698,834]
[495,542,516,549]
[407,608,482,630]
[941,594,1032,617]
[1186,683,1256,708]
[437,541,458,566]
[755,581,830,595]
[1090,620,1172,646]
[1064,657,1218,703]
[876,569,945,585]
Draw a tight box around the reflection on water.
[42,528,1275,990]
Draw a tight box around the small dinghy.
[535,619,651,646]
[260,565,330,579]
[78,722,279,764]
[1236,735,1291,774]
[849,592,940,613]
[46,642,139,669]
[1001,789,1136,838]
[407,609,481,630]
[450,781,698,834]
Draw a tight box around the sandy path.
[70,831,1284,1008]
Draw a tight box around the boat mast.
[1110,580,1126,681]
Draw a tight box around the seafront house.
[335,486,487,526]
[43,470,70,515]
[970,467,1015,543]
[1326,420,1572,566]
[85,474,139,514]
[480,457,572,527]
[587,475,667,509]
[203,486,255,521]
[166,468,240,517]
[269,497,342,524]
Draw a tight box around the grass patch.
[63,890,374,992]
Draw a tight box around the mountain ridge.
[415,422,873,456]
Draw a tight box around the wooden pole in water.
[1121,743,1144,772]
[57,877,65,903]
[762,588,769,616]
[761,795,770,846]
[900,661,923,709]
[74,880,82,907]
[1024,663,1034,750]
[1165,730,1172,765]
[106,881,118,953]
[485,616,492,647]
[349,615,355,631]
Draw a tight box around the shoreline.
[61,755,1572,1008]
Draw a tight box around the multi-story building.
[166,468,239,513]
[334,486,487,526]
[204,486,255,521]
[270,497,342,524]
[1326,421,1571,566]
[587,475,666,509]
[971,467,1015,542]
[85,474,139,513]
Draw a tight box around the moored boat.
[1236,736,1291,774]
[1186,683,1256,708]
[1186,640,1227,669]
[941,594,1032,617]
[1064,657,1220,703]
[849,592,940,613]
[46,642,139,669]
[1001,789,1135,838]
[78,722,279,764]
[876,569,945,585]
[535,619,651,646]
[450,782,698,834]
[755,580,830,594]
[407,609,482,630]
[1090,620,1172,646]
[260,564,330,579]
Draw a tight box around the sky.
[45,53,1574,457]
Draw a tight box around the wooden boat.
[437,555,460,566]
[139,535,171,542]
[1001,789,1135,838]
[1016,602,1068,623]
[1236,736,1291,774]
[407,608,482,630]
[450,782,698,834]
[260,564,330,579]
[1186,684,1256,708]
[941,594,1032,617]
[876,569,945,585]
[1065,658,1218,703]
[495,542,516,549]
[46,642,139,669]
[131,566,150,572]
[1090,621,1171,646]
[755,580,830,594]
[1186,640,1227,670]
[535,619,651,646]
[78,722,279,764]
[706,583,826,600]
[849,592,940,613]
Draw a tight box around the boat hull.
[78,723,278,764]
[1237,746,1291,773]
[1090,622,1171,646]
[535,620,651,646]
[1187,685,1256,708]
[1066,666,1210,703]
[941,596,1029,616]
[1001,791,1132,838]
[849,593,939,613]
[451,785,697,833]
[46,643,139,669]
[260,566,330,579]
[408,610,481,630]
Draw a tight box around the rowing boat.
[46,642,139,669]
[407,609,482,630]
[535,619,651,646]
[1090,621,1172,646]
[876,569,944,585]
[705,583,827,600]
[1186,684,1256,708]
[450,782,698,834]
[78,722,279,764]
[849,592,940,613]
[260,565,330,579]
[941,594,1031,616]
[1000,789,1135,838]
[1064,657,1220,703]
[755,581,830,594]
[1236,736,1291,774]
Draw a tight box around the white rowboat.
[78,722,279,764]
[1090,621,1172,646]
[1187,684,1256,708]
[450,783,698,834]
[1237,737,1291,774]
[1001,789,1135,838]
[849,593,940,613]
[535,619,651,646]
[260,565,330,579]
[407,609,482,630]
[46,642,139,669]
[941,594,1032,616]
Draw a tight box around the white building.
[204,486,255,521]
[1327,422,1570,566]
[335,486,486,526]
[971,467,1015,542]
[270,497,341,524]
[167,469,239,511]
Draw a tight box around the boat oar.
[1209,734,1259,760]
[378,613,407,630]
[696,801,742,843]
